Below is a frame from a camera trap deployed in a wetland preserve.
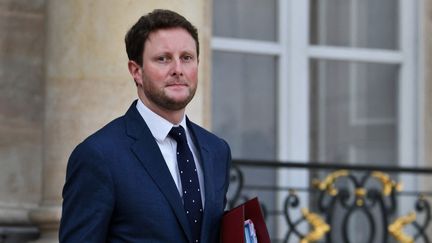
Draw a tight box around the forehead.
[144,28,196,53]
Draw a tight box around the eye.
[182,55,194,62]
[156,56,170,63]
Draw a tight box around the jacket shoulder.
[74,115,129,154]
[188,121,230,150]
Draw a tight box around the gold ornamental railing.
[228,160,432,243]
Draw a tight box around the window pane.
[310,0,399,49]
[212,51,277,160]
[310,59,399,165]
[213,0,278,41]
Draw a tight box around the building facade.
[1,0,432,242]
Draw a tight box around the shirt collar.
[136,99,187,142]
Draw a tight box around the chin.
[167,93,192,103]
[164,97,193,110]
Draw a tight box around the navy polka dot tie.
[169,126,202,243]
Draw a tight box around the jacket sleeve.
[59,141,115,243]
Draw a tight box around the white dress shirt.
[136,99,205,207]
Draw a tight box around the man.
[59,9,231,243]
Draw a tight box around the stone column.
[29,1,212,242]
[0,0,44,241]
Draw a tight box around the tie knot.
[169,126,187,144]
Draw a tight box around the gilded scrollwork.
[388,212,416,243]
[299,208,330,243]
[313,170,349,196]
[371,171,402,196]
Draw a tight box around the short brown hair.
[125,9,199,66]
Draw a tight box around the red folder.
[220,197,271,243]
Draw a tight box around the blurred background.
[1,0,432,242]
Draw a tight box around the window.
[212,0,420,240]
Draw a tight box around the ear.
[128,60,143,86]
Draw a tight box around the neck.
[138,96,185,125]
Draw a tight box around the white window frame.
[211,0,421,239]
[213,1,310,238]
[212,0,310,161]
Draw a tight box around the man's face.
[137,27,198,112]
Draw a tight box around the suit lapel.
[125,102,192,242]
[200,146,217,240]
[187,120,216,242]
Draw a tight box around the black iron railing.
[227,160,432,243]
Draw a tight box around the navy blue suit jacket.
[59,101,231,242]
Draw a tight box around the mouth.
[166,81,188,88]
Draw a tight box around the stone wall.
[0,1,212,242]
[0,0,45,225]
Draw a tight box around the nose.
[171,58,183,77]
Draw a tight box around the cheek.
[147,71,164,81]
[143,64,169,80]
[185,66,198,81]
